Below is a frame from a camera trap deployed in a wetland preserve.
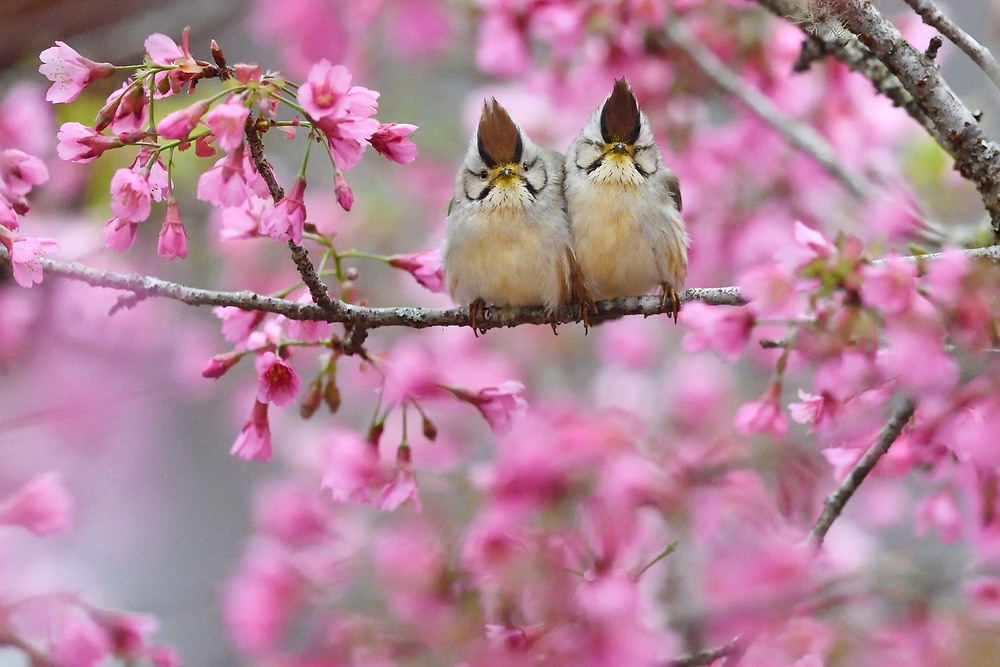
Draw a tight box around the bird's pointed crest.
[477,98,523,168]
[600,78,641,145]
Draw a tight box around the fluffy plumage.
[443,99,576,329]
[564,78,688,320]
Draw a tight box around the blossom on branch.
[371,123,418,164]
[205,98,250,152]
[38,41,116,103]
[231,400,273,462]
[260,177,307,244]
[255,351,302,408]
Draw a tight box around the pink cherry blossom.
[56,122,133,163]
[52,611,113,666]
[775,220,836,272]
[156,99,211,140]
[680,301,754,361]
[145,28,209,96]
[389,247,446,293]
[735,383,789,438]
[103,216,139,252]
[204,99,249,152]
[157,200,188,260]
[260,177,307,243]
[469,380,529,435]
[231,400,272,462]
[0,149,49,197]
[298,59,379,121]
[0,471,73,536]
[38,40,116,103]
[198,147,268,208]
[374,445,422,512]
[333,171,353,211]
[321,427,386,505]
[370,122,419,164]
[7,235,60,287]
[214,306,265,344]
[255,351,302,407]
[98,81,149,133]
[788,389,830,430]
[201,351,241,378]
[476,10,531,76]
[222,539,302,654]
[110,167,154,222]
[316,113,380,171]
[860,256,918,315]
[253,480,331,544]
[220,196,272,240]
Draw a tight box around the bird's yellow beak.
[604,141,634,164]
[491,163,523,186]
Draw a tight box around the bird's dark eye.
[522,161,529,170]
[479,170,487,180]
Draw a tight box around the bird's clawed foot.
[469,298,488,336]
[660,284,682,323]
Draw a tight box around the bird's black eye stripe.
[584,158,603,174]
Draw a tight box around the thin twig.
[902,0,1000,91]
[660,20,872,200]
[665,636,744,667]
[243,114,342,317]
[807,397,918,546]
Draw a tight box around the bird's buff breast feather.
[567,177,686,299]
[444,207,570,310]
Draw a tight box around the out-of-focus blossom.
[735,383,789,438]
[389,248,446,293]
[0,471,73,536]
[680,301,754,361]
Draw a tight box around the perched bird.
[563,78,688,322]
[443,98,580,333]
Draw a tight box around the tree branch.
[659,20,873,200]
[807,396,917,547]
[834,0,1000,234]
[902,0,1000,92]
[756,0,948,148]
[243,113,342,318]
[6,245,1000,332]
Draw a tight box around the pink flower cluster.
[0,93,58,287]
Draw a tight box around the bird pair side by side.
[442,78,689,333]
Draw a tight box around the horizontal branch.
[5,244,1000,332]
